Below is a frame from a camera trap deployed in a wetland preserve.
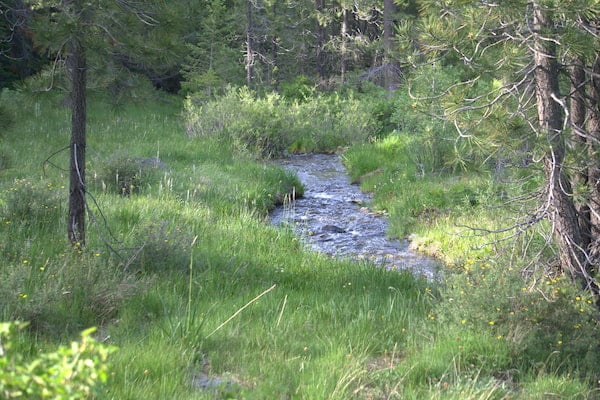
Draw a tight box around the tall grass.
[343,123,600,398]
[1,90,433,399]
[3,85,599,398]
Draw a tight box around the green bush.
[278,75,315,103]
[0,103,13,135]
[184,86,380,157]
[0,250,145,334]
[126,221,197,273]
[1,178,63,228]
[0,322,116,399]
[185,86,289,158]
[99,155,164,196]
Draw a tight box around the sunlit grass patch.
[518,374,593,399]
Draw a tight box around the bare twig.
[206,284,277,338]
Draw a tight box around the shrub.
[1,178,63,228]
[126,221,197,273]
[185,86,289,158]
[0,251,146,334]
[0,322,116,399]
[0,103,14,135]
[99,155,165,196]
[184,86,380,157]
[436,256,600,378]
[279,75,315,103]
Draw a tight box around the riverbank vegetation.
[2,0,600,398]
[1,81,599,398]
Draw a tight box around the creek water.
[270,153,439,279]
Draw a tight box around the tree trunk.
[533,3,588,284]
[67,34,87,245]
[270,2,279,90]
[587,55,600,236]
[315,0,326,83]
[584,54,600,288]
[245,0,254,87]
[570,61,591,247]
[340,7,348,84]
[383,0,397,94]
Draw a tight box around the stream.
[270,153,439,279]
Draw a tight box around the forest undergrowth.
[0,86,599,399]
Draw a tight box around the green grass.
[2,89,600,399]
[0,90,431,399]
[343,132,600,398]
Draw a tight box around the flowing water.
[270,153,439,279]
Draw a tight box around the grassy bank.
[343,134,600,398]
[0,91,432,399]
[1,88,599,398]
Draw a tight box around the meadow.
[1,87,599,399]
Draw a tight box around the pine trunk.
[315,0,326,82]
[570,61,591,247]
[245,0,254,87]
[67,34,87,245]
[587,55,600,237]
[533,4,588,284]
[383,0,396,94]
[340,7,348,84]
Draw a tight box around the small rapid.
[270,153,439,279]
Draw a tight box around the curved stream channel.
[270,153,439,279]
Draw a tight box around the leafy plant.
[184,86,380,157]
[0,103,13,135]
[126,221,197,273]
[0,322,116,399]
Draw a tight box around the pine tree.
[25,0,182,245]
[404,0,600,305]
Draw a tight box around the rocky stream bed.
[270,153,439,280]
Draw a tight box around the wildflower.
[18,293,27,299]
[488,321,495,326]
[22,259,28,264]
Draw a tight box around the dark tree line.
[0,0,43,86]
[1,1,420,93]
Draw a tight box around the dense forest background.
[0,0,415,94]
